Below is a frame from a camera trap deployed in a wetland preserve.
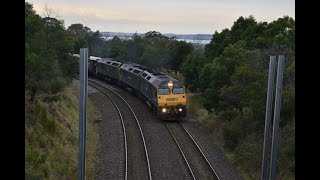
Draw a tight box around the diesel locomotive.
[79,54,187,120]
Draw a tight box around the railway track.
[89,79,152,180]
[164,121,220,180]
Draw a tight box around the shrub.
[280,90,295,126]
[222,121,243,150]
[50,78,66,94]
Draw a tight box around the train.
[75,54,187,120]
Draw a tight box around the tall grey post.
[270,55,284,180]
[79,48,88,180]
[261,56,276,180]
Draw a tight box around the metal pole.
[79,48,88,180]
[270,55,284,180]
[261,56,276,180]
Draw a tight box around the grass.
[25,84,99,179]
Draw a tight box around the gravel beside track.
[96,80,192,179]
[90,80,150,180]
[91,79,244,180]
[89,86,125,180]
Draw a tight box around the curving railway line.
[85,78,241,179]
[89,79,152,180]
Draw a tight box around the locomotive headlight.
[168,81,173,87]
[162,108,167,113]
[181,95,185,98]
[159,96,163,99]
[178,108,183,112]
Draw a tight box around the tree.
[180,49,209,92]
[109,36,128,61]
[127,33,145,62]
[67,23,91,37]
[88,31,105,57]
[138,43,170,69]
[168,41,194,74]
[263,16,295,48]
[25,2,78,101]
[25,2,47,101]
[219,63,266,116]
[199,61,229,112]
[144,31,168,43]
[230,15,258,43]
[204,28,231,60]
[67,23,91,53]
[203,44,252,113]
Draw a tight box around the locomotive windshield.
[159,88,170,95]
[172,88,184,94]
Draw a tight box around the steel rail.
[179,122,221,180]
[88,81,128,180]
[164,123,196,180]
[89,79,152,180]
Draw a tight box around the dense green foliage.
[25,3,98,179]
[85,30,194,72]
[193,15,294,179]
[25,2,79,102]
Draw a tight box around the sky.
[26,0,295,34]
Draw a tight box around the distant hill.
[164,33,212,40]
[100,32,213,40]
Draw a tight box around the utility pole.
[261,55,284,180]
[270,55,284,180]
[261,56,276,180]
[78,48,88,180]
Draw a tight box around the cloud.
[27,0,294,34]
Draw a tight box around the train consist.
[77,54,187,120]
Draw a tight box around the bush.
[282,136,295,160]
[234,133,263,178]
[222,120,243,150]
[50,78,66,94]
[219,110,238,122]
[280,90,295,126]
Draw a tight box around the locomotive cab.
[157,80,187,120]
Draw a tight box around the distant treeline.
[101,32,213,40]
